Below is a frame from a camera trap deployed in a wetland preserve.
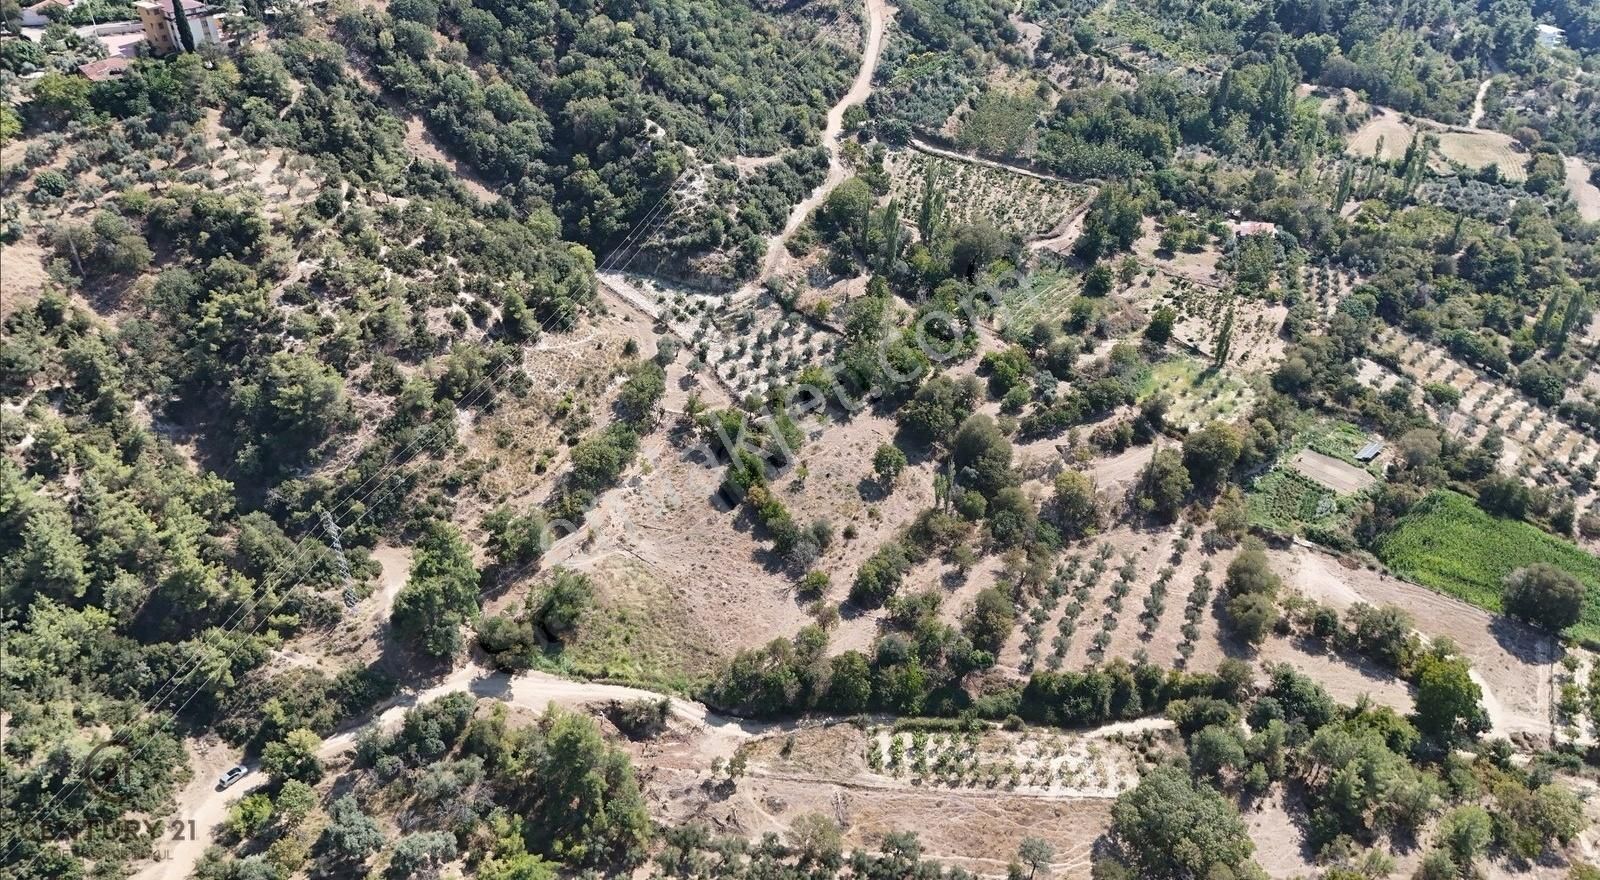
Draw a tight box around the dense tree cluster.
[338,0,853,248]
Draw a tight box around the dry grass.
[0,239,50,321]
[551,553,725,690]
[1344,107,1529,182]
[1345,109,1415,162]
[1433,129,1528,182]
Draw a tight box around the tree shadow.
[465,670,513,701]
[750,541,788,575]
[1488,615,1556,666]
[1211,595,1258,661]
[856,476,889,502]
[1289,633,1410,689]
[838,599,873,622]
[940,567,970,590]
[1257,781,1324,865]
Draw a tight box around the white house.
[19,0,73,27]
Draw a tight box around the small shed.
[1355,440,1384,463]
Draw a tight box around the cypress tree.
[171,0,197,52]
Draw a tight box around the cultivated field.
[1375,490,1600,645]
[1279,542,1558,740]
[884,148,1092,239]
[1345,107,1530,182]
[603,273,841,399]
[988,516,1412,721]
[1432,128,1529,182]
[1289,449,1376,495]
[1345,108,1416,162]
[638,719,1168,878]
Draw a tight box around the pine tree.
[877,198,903,275]
[1533,287,1564,346]
[1554,288,1589,354]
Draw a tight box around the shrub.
[533,568,593,640]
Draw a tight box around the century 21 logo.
[79,739,199,841]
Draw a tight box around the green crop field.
[1247,468,1336,532]
[1375,490,1600,642]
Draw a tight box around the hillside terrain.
[4,0,1600,879]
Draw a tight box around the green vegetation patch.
[1375,491,1600,642]
[547,557,720,693]
[1246,468,1336,532]
[1300,420,1373,467]
[1087,3,1244,67]
[956,92,1044,158]
[1138,357,1252,427]
[1246,419,1380,538]
[1000,268,1082,328]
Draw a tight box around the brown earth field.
[636,719,1174,878]
[1289,448,1376,494]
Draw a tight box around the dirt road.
[134,664,760,880]
[751,0,894,286]
[1469,77,1492,128]
[907,137,1072,184]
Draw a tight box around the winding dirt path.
[749,0,894,289]
[134,5,902,876]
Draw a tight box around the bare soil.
[1567,156,1600,223]
[1275,543,1556,740]
[645,720,1173,878]
[1289,449,1376,495]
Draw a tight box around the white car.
[216,765,248,791]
